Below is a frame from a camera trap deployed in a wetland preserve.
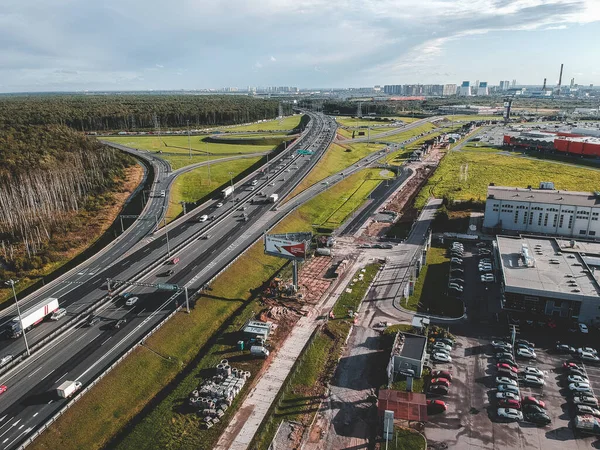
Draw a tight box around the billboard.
[264,232,312,261]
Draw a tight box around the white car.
[577,347,597,355]
[448,284,463,292]
[433,342,452,352]
[451,258,463,265]
[50,308,67,320]
[522,366,543,377]
[523,374,545,387]
[492,340,512,350]
[125,296,139,306]
[481,274,494,283]
[580,352,600,362]
[216,202,223,208]
[0,355,13,367]
[517,348,536,359]
[568,375,589,384]
[496,377,518,386]
[432,352,452,363]
[479,266,493,273]
[579,323,589,334]
[496,391,519,401]
[569,382,592,392]
[497,408,523,421]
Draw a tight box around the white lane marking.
[6,427,32,449]
[47,400,53,404]
[101,337,112,346]
[0,419,21,439]
[55,373,68,383]
[138,309,146,315]
[33,413,38,418]
[42,369,55,380]
[2,438,7,444]
[27,366,43,378]
[0,416,5,424]
[18,425,23,430]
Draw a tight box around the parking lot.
[425,332,600,449]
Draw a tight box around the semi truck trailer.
[7,297,59,338]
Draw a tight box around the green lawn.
[30,165,383,450]
[414,150,600,210]
[217,115,303,132]
[458,141,502,153]
[403,245,463,318]
[103,136,275,170]
[374,123,438,144]
[165,157,262,222]
[390,427,426,450]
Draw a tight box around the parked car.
[498,398,521,409]
[432,352,452,363]
[522,366,544,377]
[432,370,453,381]
[498,368,518,379]
[579,352,600,363]
[497,408,523,422]
[497,363,518,373]
[523,404,545,415]
[515,339,535,348]
[517,348,537,359]
[568,367,587,377]
[579,323,589,334]
[448,284,463,292]
[556,342,576,353]
[435,338,455,347]
[498,358,518,368]
[577,347,597,356]
[496,352,516,362]
[428,385,449,395]
[496,391,519,401]
[496,377,518,387]
[431,378,451,387]
[481,274,494,283]
[448,277,465,285]
[450,268,464,275]
[568,375,589,384]
[564,361,584,371]
[523,374,545,387]
[572,395,599,407]
[479,265,493,273]
[522,396,546,409]
[427,399,447,414]
[575,404,600,418]
[492,340,512,350]
[451,258,463,265]
[524,412,551,425]
[476,242,487,248]
[433,342,452,352]
[569,382,592,393]
[497,384,520,394]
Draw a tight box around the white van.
[200,215,208,222]
[160,190,166,197]
[51,308,67,320]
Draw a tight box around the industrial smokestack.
[557,63,564,95]
[542,78,547,90]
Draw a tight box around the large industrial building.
[483,184,600,239]
[496,235,600,325]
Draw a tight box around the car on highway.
[517,348,536,359]
[497,408,523,422]
[0,355,13,367]
[523,374,545,387]
[160,190,165,197]
[113,318,127,329]
[0,385,7,395]
[125,296,138,306]
[216,202,223,208]
[568,374,589,384]
[522,396,546,408]
[496,377,518,387]
[199,215,208,222]
[575,404,600,418]
[498,398,521,409]
[569,382,592,393]
[50,308,67,320]
[432,370,452,380]
[431,352,452,363]
[427,399,447,414]
[524,411,551,426]
[496,391,519,401]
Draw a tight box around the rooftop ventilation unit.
[521,244,536,268]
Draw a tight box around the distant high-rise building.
[505,81,510,90]
[443,84,457,96]
[474,80,479,95]
[512,79,517,87]
[383,85,402,95]
[459,81,471,96]
[478,81,489,96]
[499,81,505,91]
[570,78,575,88]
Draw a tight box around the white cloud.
[254,61,263,69]
[155,64,164,68]
[270,56,276,62]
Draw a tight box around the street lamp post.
[163,218,171,257]
[5,279,31,356]
[229,172,235,207]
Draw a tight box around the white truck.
[250,346,269,358]
[269,193,278,203]
[222,186,234,198]
[56,380,82,398]
[8,297,59,338]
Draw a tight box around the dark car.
[523,404,545,414]
[450,268,464,275]
[88,316,100,326]
[166,269,175,276]
[515,339,535,348]
[524,412,551,425]
[556,343,576,354]
[427,399,447,414]
[113,319,127,329]
[521,396,546,409]
[428,385,449,396]
[498,368,518,379]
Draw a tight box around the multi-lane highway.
[0,112,336,449]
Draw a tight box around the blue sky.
[1,0,599,92]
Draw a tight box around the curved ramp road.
[0,112,337,450]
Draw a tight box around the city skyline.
[2,0,600,93]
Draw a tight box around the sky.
[2,0,600,93]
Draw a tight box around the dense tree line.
[0,94,287,132]
[0,125,132,273]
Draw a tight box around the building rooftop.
[399,333,427,361]
[497,235,600,301]
[488,186,600,208]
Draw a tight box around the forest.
[0,94,288,132]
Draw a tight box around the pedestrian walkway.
[215,256,362,450]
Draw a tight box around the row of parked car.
[561,360,600,422]
[429,336,454,364]
[555,341,600,363]
[448,242,465,295]
[490,338,551,425]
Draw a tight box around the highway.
[0,112,336,449]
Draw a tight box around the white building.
[483,184,600,239]
[458,81,471,96]
[477,82,489,96]
[443,84,457,96]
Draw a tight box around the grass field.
[103,136,275,170]
[375,123,438,144]
[252,264,381,450]
[414,150,600,210]
[165,157,262,222]
[391,427,426,450]
[335,117,421,128]
[217,115,303,132]
[337,126,399,140]
[30,168,382,450]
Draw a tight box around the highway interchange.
[0,112,441,449]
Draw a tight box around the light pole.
[163,217,171,257]
[5,279,31,356]
[229,171,235,207]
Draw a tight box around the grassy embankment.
[335,117,422,128]
[103,136,275,170]
[414,149,600,210]
[164,157,262,222]
[445,115,502,121]
[215,115,303,132]
[252,264,381,450]
[30,169,385,450]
